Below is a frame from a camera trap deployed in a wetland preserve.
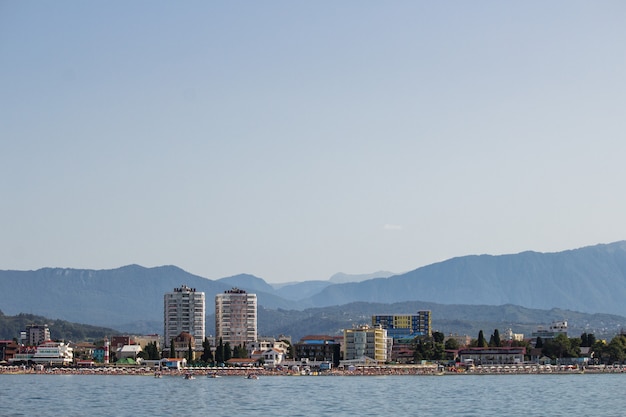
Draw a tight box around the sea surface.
[1,373,625,417]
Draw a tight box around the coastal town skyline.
[3,2,626,283]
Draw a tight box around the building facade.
[9,340,74,366]
[215,288,257,348]
[372,311,432,340]
[168,332,200,361]
[343,324,389,362]
[247,338,290,359]
[0,340,19,362]
[164,285,205,349]
[294,335,342,366]
[457,347,526,365]
[24,324,51,347]
[531,320,568,341]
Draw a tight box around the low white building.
[117,344,142,360]
[31,341,73,366]
[247,338,290,358]
[161,357,187,370]
[258,348,285,367]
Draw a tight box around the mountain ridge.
[2,241,626,333]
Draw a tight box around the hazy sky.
[2,1,626,283]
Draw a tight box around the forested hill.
[302,241,626,316]
[0,310,118,342]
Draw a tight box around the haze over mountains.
[2,241,626,339]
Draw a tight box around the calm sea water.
[1,373,625,417]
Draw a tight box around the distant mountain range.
[328,271,397,284]
[2,241,626,338]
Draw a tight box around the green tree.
[444,337,460,350]
[215,338,224,364]
[188,340,194,363]
[232,344,242,358]
[581,332,589,347]
[581,333,596,348]
[477,330,488,348]
[605,335,626,364]
[591,339,608,364]
[200,337,214,364]
[169,339,175,358]
[224,342,232,362]
[535,336,544,349]
[413,335,446,361]
[543,334,572,360]
[234,343,248,359]
[432,331,445,344]
[568,337,581,357]
[489,329,501,347]
[140,341,160,360]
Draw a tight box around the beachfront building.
[531,320,567,341]
[389,338,417,363]
[72,342,97,361]
[372,311,432,340]
[458,346,526,365]
[31,341,74,366]
[247,338,290,358]
[170,332,200,361]
[215,288,257,348]
[117,344,142,361]
[22,324,51,347]
[111,336,134,351]
[0,340,19,362]
[160,357,187,370]
[445,333,472,348]
[134,334,160,351]
[250,347,286,367]
[503,328,525,342]
[249,338,290,367]
[164,285,206,350]
[343,324,390,363]
[294,335,342,366]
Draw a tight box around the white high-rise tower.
[215,288,257,347]
[164,285,205,349]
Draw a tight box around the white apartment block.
[215,288,257,348]
[164,285,205,349]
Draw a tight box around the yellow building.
[372,311,431,340]
[343,324,389,362]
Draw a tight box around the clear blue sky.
[2,1,626,283]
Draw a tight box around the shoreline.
[1,365,622,377]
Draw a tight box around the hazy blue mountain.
[3,241,626,334]
[304,242,626,316]
[271,280,331,302]
[0,265,300,331]
[217,274,275,294]
[329,271,397,283]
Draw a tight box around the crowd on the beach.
[0,364,438,376]
[1,364,624,376]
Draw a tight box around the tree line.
[139,330,626,365]
[412,329,626,365]
[142,337,294,366]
